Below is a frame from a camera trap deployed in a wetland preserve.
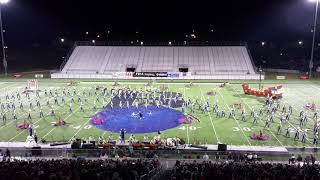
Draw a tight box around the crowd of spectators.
[0,158,160,180]
[170,160,320,180]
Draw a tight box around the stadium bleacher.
[170,160,320,180]
[0,158,160,180]
[53,44,262,80]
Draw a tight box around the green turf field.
[0,79,319,148]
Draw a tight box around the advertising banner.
[133,72,168,77]
[168,72,180,78]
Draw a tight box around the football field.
[0,79,319,148]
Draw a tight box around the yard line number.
[233,127,252,132]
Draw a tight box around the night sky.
[1,0,319,71]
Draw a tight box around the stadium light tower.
[259,66,263,89]
[309,0,319,78]
[0,0,9,76]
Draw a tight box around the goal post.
[27,79,39,91]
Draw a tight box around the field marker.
[228,85,283,147]
[216,87,252,146]
[198,86,220,143]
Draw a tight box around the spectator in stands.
[253,153,258,161]
[311,154,316,165]
[247,153,253,162]
[5,149,10,159]
[170,160,320,180]
[0,150,3,162]
[289,154,295,164]
[305,155,311,164]
[0,159,160,180]
[297,154,303,162]
[203,153,209,161]
[115,154,120,159]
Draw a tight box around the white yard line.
[33,86,97,139]
[286,85,320,108]
[8,102,66,142]
[268,129,284,146]
[229,85,284,147]
[69,114,93,141]
[98,96,110,138]
[102,131,107,138]
[198,86,220,143]
[42,108,79,138]
[33,86,96,138]
[281,89,314,144]
[0,89,58,134]
[42,127,57,139]
[309,84,320,94]
[0,120,15,131]
[216,88,252,146]
[0,83,24,99]
[186,124,190,144]
[0,83,18,91]
[183,87,190,144]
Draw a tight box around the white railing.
[51,72,264,80]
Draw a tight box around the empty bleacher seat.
[61,45,257,76]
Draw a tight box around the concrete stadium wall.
[263,68,300,74]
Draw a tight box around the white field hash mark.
[9,104,65,142]
[42,107,81,138]
[7,90,66,142]
[198,86,220,143]
[216,87,252,146]
[183,87,190,144]
[229,85,284,147]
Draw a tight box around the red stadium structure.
[242,83,283,99]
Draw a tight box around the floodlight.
[0,0,9,4]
